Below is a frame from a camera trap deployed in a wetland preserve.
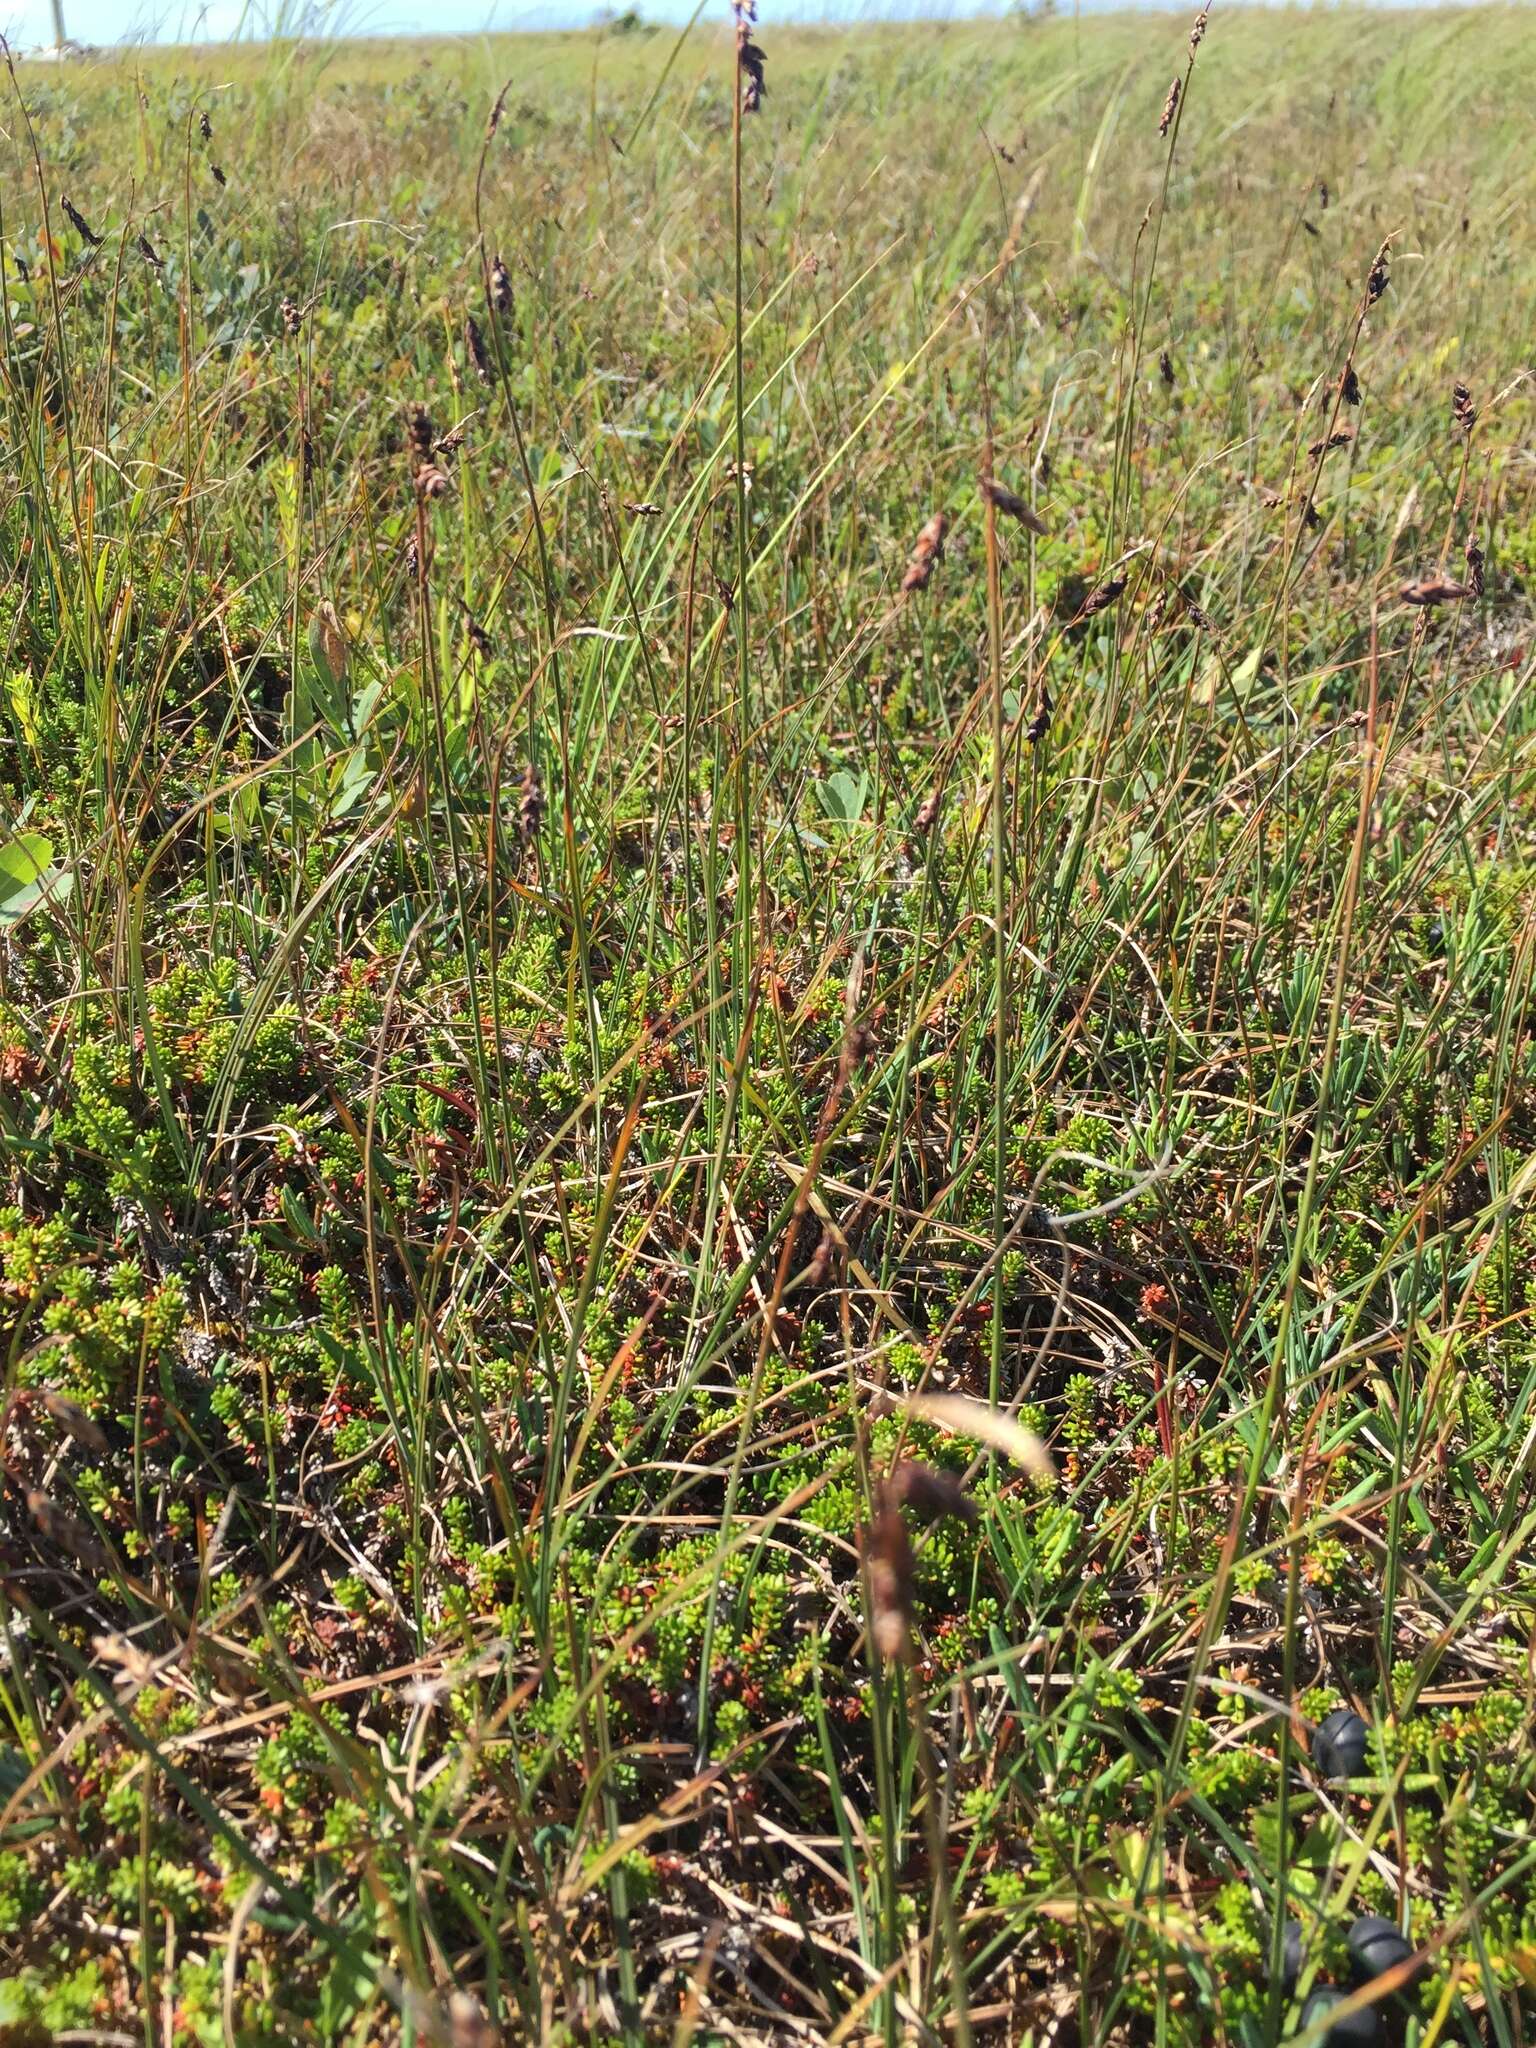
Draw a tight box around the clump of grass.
[0,9,1532,2044]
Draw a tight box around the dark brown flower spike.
[1026,683,1053,745]
[490,257,514,314]
[1076,574,1127,620]
[408,405,436,465]
[980,476,1049,535]
[1464,535,1485,598]
[137,232,164,269]
[461,601,493,657]
[1451,382,1477,435]
[1340,363,1360,405]
[1366,243,1390,303]
[280,295,302,336]
[735,0,766,115]
[465,313,492,385]
[1159,77,1181,136]
[407,404,450,499]
[62,197,103,246]
[1308,426,1354,457]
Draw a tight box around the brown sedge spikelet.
[1188,7,1208,51]
[1308,425,1354,457]
[1076,574,1127,620]
[1340,362,1361,405]
[465,313,492,386]
[1451,381,1477,435]
[39,1391,110,1456]
[408,405,436,465]
[980,476,1049,535]
[1026,683,1053,746]
[1159,76,1181,137]
[803,1229,840,1290]
[28,1490,105,1566]
[490,256,514,315]
[408,404,449,499]
[902,511,947,595]
[434,415,477,457]
[280,295,303,337]
[1401,576,1470,607]
[913,787,943,835]
[864,1463,975,1664]
[1366,242,1390,303]
[885,1460,977,1525]
[461,601,493,657]
[842,1006,883,1076]
[1464,535,1485,598]
[735,0,766,115]
[62,196,103,246]
[865,1502,915,1663]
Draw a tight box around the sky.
[2,0,559,44]
[0,0,995,45]
[0,0,1462,52]
[0,0,1204,51]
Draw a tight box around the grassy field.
[0,4,1533,2041]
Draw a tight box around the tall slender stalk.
[981,348,1007,1423]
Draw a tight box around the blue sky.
[0,0,1451,53]
[0,0,1001,45]
[3,0,556,42]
